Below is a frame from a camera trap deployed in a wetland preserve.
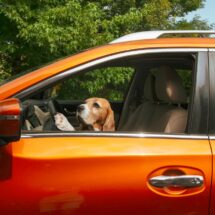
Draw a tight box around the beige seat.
[120,74,156,131]
[148,66,188,133]
[120,66,188,133]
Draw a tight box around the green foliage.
[0,0,214,99]
[0,0,212,75]
[177,70,192,97]
[56,67,134,100]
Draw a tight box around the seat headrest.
[155,66,187,103]
[144,74,154,101]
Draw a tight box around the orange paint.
[209,140,215,215]
[0,137,212,215]
[0,98,21,139]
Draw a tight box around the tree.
[0,0,212,75]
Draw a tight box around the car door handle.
[149,175,204,188]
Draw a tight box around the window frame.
[188,51,209,134]
[209,49,215,135]
[14,48,209,137]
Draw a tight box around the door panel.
[209,50,215,215]
[209,139,215,215]
[0,136,211,215]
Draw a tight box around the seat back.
[120,66,188,133]
[120,74,156,131]
[149,66,187,133]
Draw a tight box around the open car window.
[52,67,134,102]
[21,52,195,134]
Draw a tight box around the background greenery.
[56,67,135,100]
[0,0,213,99]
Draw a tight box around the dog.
[54,97,115,131]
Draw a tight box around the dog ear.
[103,108,115,131]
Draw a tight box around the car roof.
[1,36,215,100]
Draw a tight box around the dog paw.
[54,113,75,131]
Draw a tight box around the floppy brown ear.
[103,108,115,131]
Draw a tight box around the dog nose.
[77,104,85,112]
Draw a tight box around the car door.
[0,49,212,215]
[0,134,211,215]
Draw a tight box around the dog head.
[77,97,115,131]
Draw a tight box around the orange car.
[0,30,215,215]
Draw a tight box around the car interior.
[20,52,195,134]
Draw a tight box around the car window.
[21,52,195,134]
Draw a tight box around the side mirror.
[0,98,22,145]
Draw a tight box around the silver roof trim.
[21,132,208,140]
[110,30,215,44]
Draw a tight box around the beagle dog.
[54,97,115,131]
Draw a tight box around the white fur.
[77,104,91,124]
[94,127,100,131]
[54,113,75,131]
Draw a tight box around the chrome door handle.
[149,175,204,188]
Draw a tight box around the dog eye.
[93,102,100,108]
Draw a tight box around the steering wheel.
[47,98,65,117]
[47,99,58,117]
[22,100,43,130]
[43,99,62,131]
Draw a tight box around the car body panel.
[0,38,215,100]
[209,139,215,215]
[208,50,215,215]
[0,136,212,215]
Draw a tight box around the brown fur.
[77,97,115,131]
